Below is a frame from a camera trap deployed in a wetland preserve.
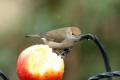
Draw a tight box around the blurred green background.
[0,0,120,80]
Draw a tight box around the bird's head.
[66,27,81,41]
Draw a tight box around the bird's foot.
[59,48,71,58]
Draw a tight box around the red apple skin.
[16,45,64,80]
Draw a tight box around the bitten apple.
[16,45,64,80]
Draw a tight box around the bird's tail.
[25,32,47,38]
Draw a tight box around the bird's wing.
[42,39,74,49]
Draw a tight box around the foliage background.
[0,0,120,80]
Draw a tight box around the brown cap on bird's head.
[70,27,81,36]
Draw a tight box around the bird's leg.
[59,48,71,58]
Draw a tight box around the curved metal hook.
[80,34,112,80]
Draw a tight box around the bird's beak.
[25,34,40,38]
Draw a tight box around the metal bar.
[80,34,112,80]
[0,70,9,80]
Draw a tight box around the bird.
[25,26,81,57]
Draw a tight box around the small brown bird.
[26,27,81,49]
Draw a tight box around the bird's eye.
[72,33,74,35]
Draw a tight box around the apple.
[16,45,64,80]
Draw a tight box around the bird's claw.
[59,48,71,58]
